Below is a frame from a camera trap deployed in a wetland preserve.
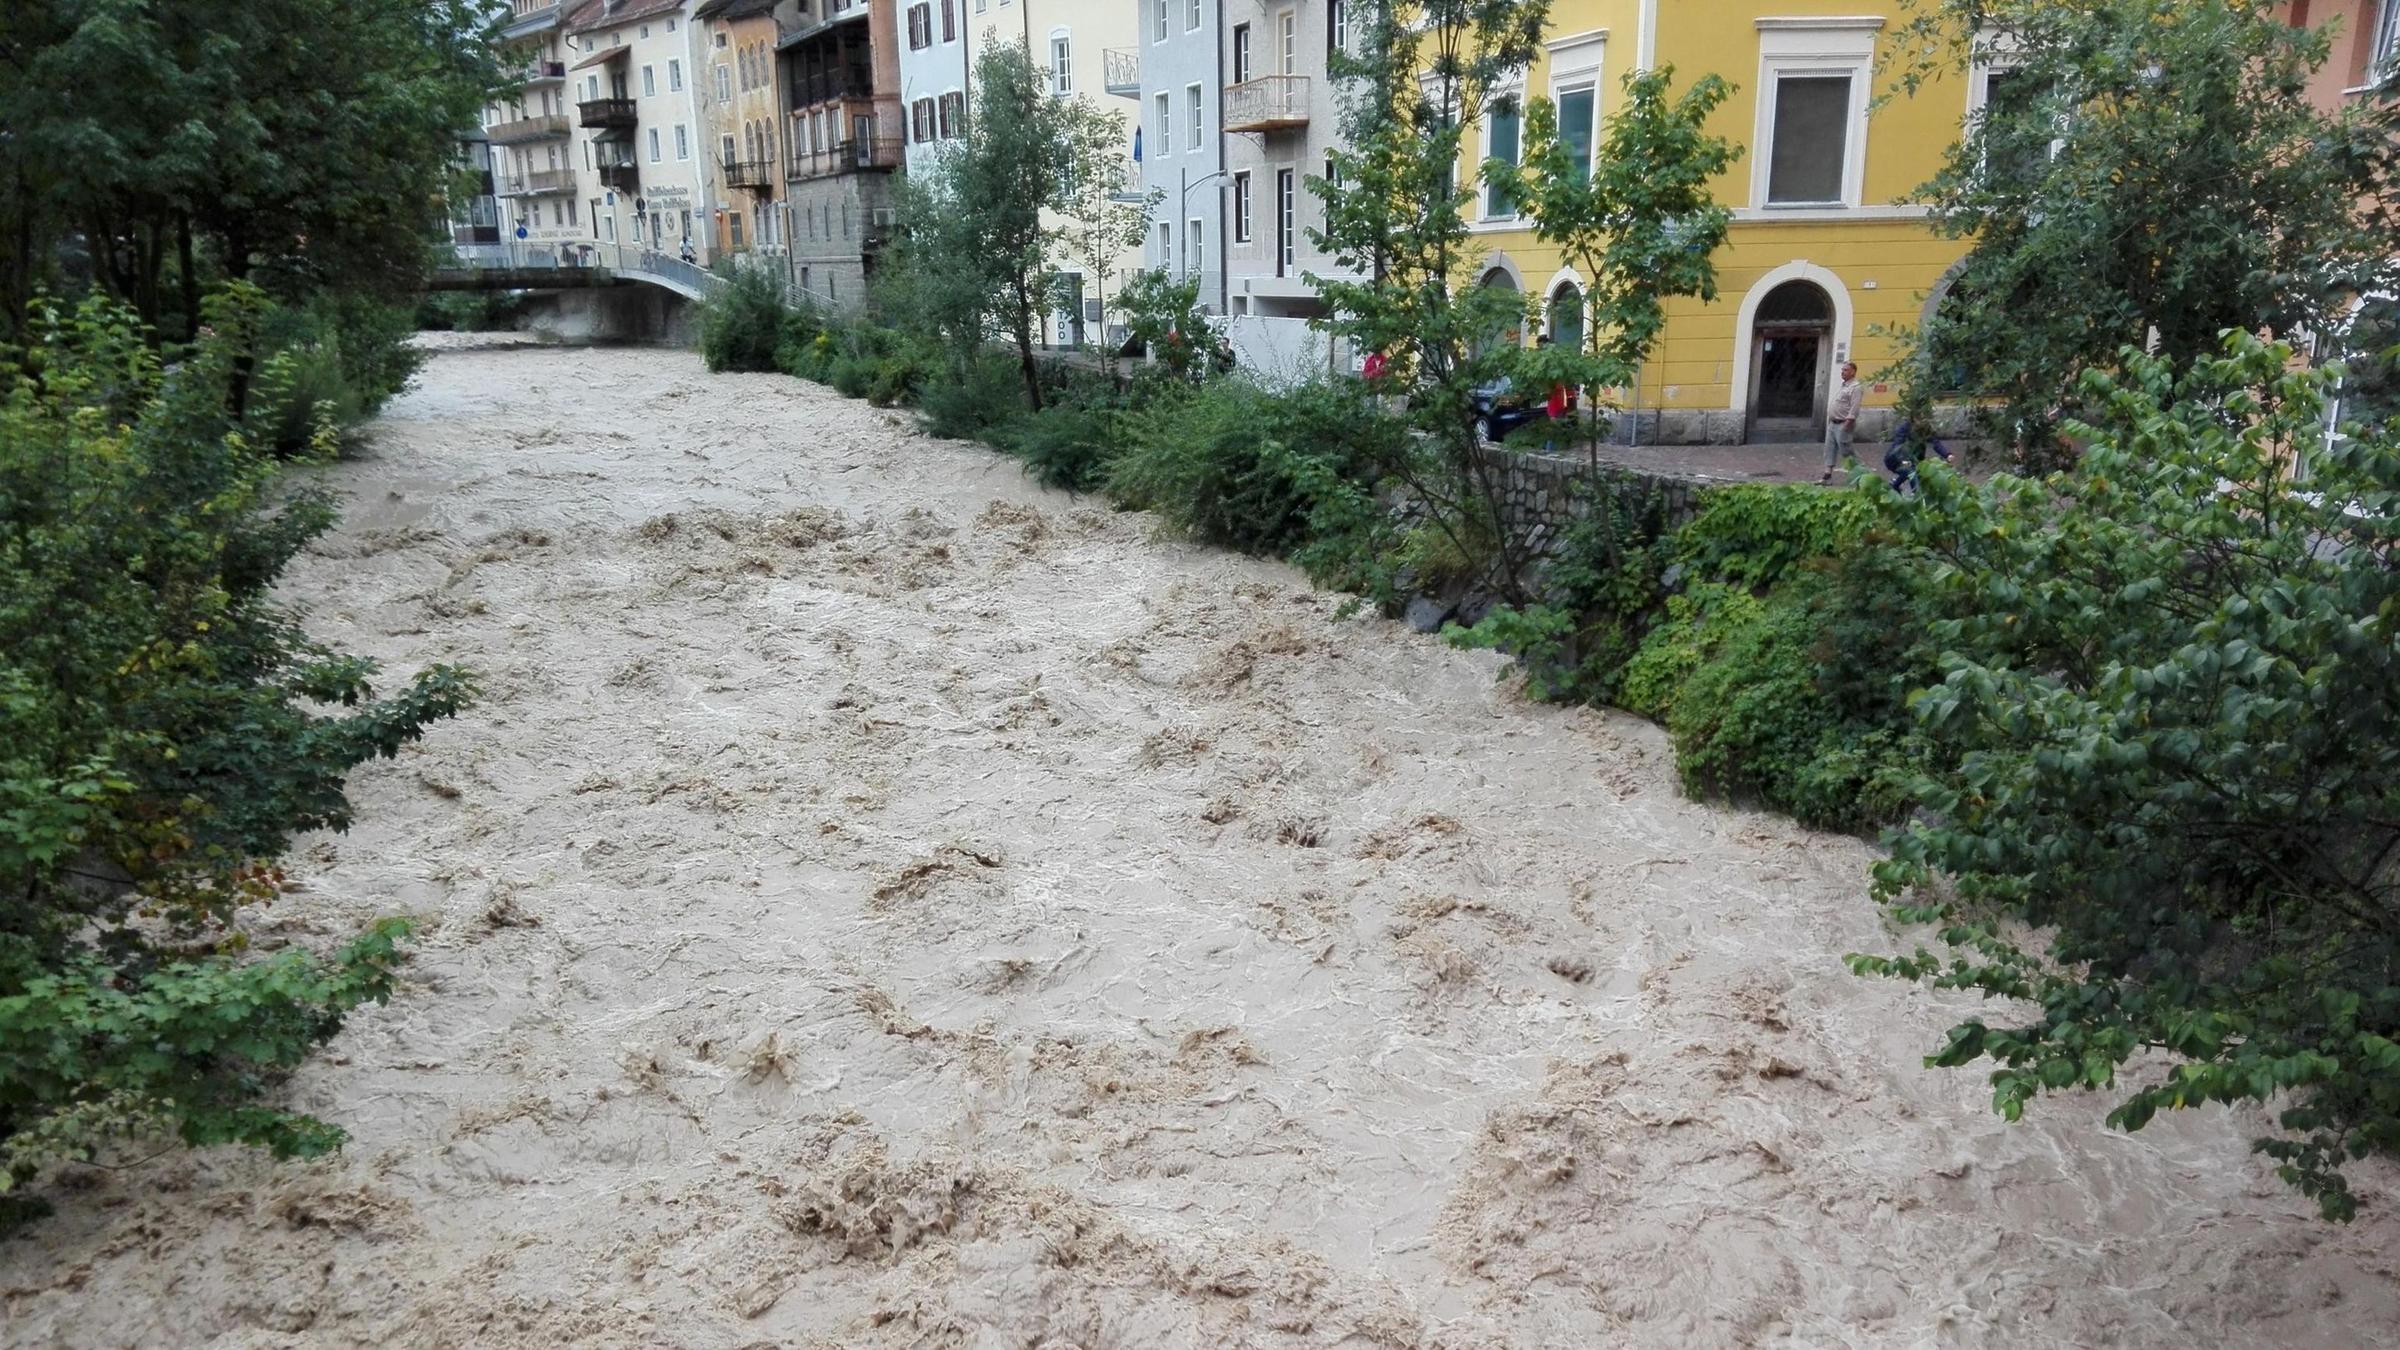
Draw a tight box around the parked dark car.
[1469,377,1571,445]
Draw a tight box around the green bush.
[916,352,1029,442]
[0,288,470,1224]
[1110,379,1396,556]
[696,264,791,373]
[252,294,425,454]
[993,403,1120,492]
[1672,482,1877,592]
[828,352,876,399]
[1855,336,2400,1219]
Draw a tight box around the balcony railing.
[518,59,567,85]
[787,138,902,180]
[789,72,874,108]
[1103,48,1140,98]
[1222,75,1309,132]
[487,112,570,144]
[597,161,640,192]
[722,159,776,191]
[497,168,577,196]
[577,97,638,129]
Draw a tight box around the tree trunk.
[1012,277,1044,413]
[177,214,200,342]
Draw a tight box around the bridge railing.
[441,241,843,313]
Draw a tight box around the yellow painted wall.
[1457,0,1980,423]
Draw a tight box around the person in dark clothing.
[1884,418,1953,495]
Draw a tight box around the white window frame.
[1479,80,1524,221]
[1232,23,1250,82]
[648,127,662,163]
[675,123,689,160]
[2376,1,2400,86]
[1186,217,1203,272]
[1156,220,1172,267]
[1186,82,1203,150]
[1751,18,1881,211]
[669,58,683,91]
[1544,30,1607,180]
[642,64,656,97]
[1277,10,1297,74]
[715,64,731,102]
[1187,0,1202,33]
[1154,0,1169,41]
[1233,170,1251,242]
[1050,32,1073,95]
[1155,91,1172,156]
[1276,167,1295,274]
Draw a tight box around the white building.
[1130,0,1226,316]
[565,0,716,263]
[485,1,584,251]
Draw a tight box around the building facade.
[895,0,974,174]
[566,0,713,263]
[1132,0,1226,317]
[696,0,800,260]
[486,1,584,251]
[1451,1,1979,443]
[1219,0,1362,378]
[778,0,904,307]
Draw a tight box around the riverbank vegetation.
[0,292,472,1227]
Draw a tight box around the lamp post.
[1176,167,1225,283]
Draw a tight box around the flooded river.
[3,337,2393,1347]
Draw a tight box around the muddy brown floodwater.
[5,335,2397,1348]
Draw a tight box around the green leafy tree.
[1311,0,1550,603]
[1118,269,1211,380]
[0,287,471,1223]
[1490,66,1739,468]
[1057,115,1158,375]
[0,0,504,340]
[1852,333,2400,1220]
[1888,0,2398,467]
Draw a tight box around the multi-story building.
[894,0,973,174]
[1218,0,1361,377]
[777,0,904,307]
[1129,0,1226,317]
[695,0,800,260]
[2288,0,2399,111]
[485,0,585,252]
[1452,1,1980,444]
[450,129,503,246]
[566,0,712,262]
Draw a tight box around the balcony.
[1222,75,1309,132]
[518,59,567,85]
[577,97,638,129]
[597,161,640,192]
[787,138,902,180]
[722,159,776,191]
[487,112,570,144]
[497,168,577,196]
[789,72,874,109]
[1103,48,1140,98]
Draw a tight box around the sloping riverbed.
[4,336,2394,1348]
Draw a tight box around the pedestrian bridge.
[432,243,834,310]
[433,242,718,303]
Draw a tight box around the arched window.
[1548,281,1584,352]
[1475,266,1522,355]
[1756,279,1833,326]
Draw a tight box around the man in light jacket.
[1822,361,1862,483]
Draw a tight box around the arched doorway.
[1474,266,1523,356]
[1746,280,1834,442]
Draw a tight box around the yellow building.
[1461,1,1985,444]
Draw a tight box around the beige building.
[696,0,802,261]
[777,0,905,307]
[565,0,713,262]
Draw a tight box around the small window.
[1154,0,1168,42]
[669,59,682,91]
[1051,36,1072,95]
[1232,23,1250,81]
[913,98,934,142]
[1155,91,1171,155]
[721,133,737,164]
[1233,171,1251,241]
[1187,217,1203,268]
[1277,11,1295,74]
[1557,87,1595,183]
[1186,0,1201,31]
[715,29,728,48]
[716,64,731,102]
[907,3,931,49]
[1330,0,1344,52]
[675,124,689,160]
[1276,168,1294,274]
[642,65,656,97]
[649,127,662,162]
[941,0,956,42]
[1766,75,1852,205]
[640,23,649,38]
[1186,82,1202,150]
[939,91,963,138]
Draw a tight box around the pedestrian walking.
[1883,418,1953,496]
[1822,361,1862,483]
[680,236,695,266]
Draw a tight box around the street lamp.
[1176,168,1224,283]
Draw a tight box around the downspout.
[1214,0,1227,318]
